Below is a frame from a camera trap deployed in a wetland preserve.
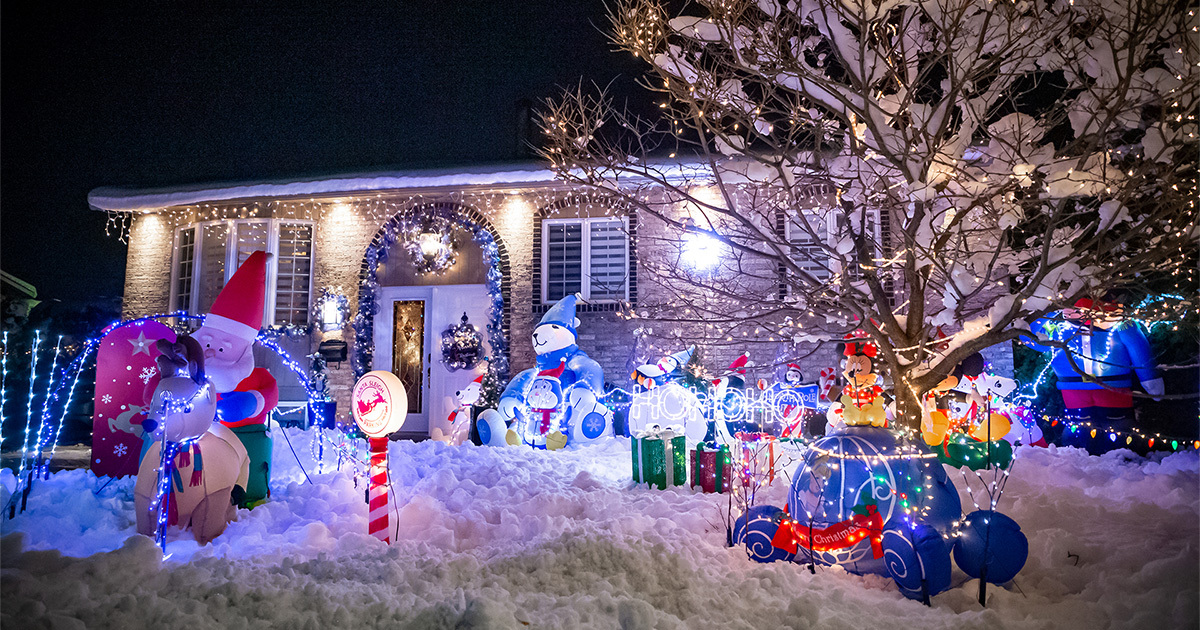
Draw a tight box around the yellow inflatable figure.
[834,333,888,428]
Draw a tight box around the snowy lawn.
[2,430,1197,629]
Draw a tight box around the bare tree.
[540,0,1198,428]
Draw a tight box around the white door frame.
[374,286,433,434]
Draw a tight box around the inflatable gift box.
[631,426,687,490]
[690,443,732,493]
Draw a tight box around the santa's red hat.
[727,353,750,375]
[206,250,270,342]
[786,363,802,372]
[472,374,484,384]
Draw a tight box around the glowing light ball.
[681,232,722,271]
[353,371,408,544]
[734,505,795,564]
[786,426,949,575]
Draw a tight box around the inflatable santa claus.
[193,250,279,506]
[1026,298,1162,455]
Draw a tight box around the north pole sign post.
[351,370,408,544]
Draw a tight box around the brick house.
[90,162,1011,438]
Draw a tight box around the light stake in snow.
[352,370,408,545]
[0,331,8,450]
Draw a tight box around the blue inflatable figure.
[1025,298,1163,454]
[733,505,796,564]
[496,295,613,446]
[953,510,1028,585]
[882,520,953,602]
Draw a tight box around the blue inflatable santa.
[1026,298,1163,454]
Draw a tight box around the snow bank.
[2,431,1197,629]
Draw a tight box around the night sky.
[1,2,653,302]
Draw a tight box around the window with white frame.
[171,219,314,326]
[786,211,833,282]
[542,217,629,303]
[784,206,880,285]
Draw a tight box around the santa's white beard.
[206,350,255,392]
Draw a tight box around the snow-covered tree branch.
[540,0,1198,428]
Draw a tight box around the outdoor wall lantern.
[401,213,457,274]
[680,218,722,272]
[313,287,350,332]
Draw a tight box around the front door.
[375,287,432,434]
[374,284,491,438]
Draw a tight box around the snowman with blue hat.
[496,294,613,446]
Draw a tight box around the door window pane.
[392,300,425,415]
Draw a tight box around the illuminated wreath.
[398,213,457,274]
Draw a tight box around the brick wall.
[121,213,174,319]
[312,201,380,418]
[120,180,1019,424]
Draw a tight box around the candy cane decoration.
[818,368,837,402]
[367,437,390,544]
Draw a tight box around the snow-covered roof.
[87,162,563,213]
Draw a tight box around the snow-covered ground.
[2,430,1197,629]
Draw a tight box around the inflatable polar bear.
[495,294,613,447]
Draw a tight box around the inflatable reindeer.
[134,337,249,545]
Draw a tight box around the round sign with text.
[352,371,409,438]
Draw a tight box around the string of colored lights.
[1048,416,1200,451]
[31,336,63,476]
[150,437,183,552]
[42,337,98,479]
[255,333,333,479]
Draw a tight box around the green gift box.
[632,427,687,490]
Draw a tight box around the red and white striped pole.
[368,437,390,544]
[352,371,408,546]
[819,368,837,402]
